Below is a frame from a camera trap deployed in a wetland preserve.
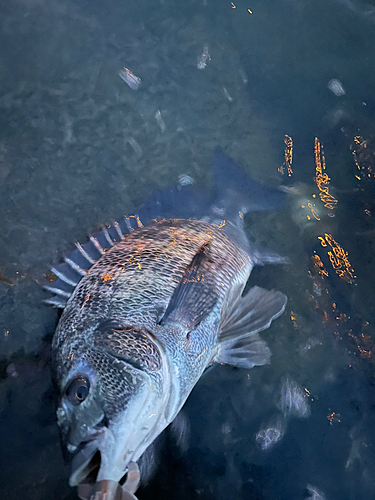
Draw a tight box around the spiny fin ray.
[44,216,142,308]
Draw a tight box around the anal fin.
[217,333,271,369]
[217,286,287,368]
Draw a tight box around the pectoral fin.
[160,242,219,330]
[217,286,287,368]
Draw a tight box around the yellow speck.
[101,273,114,281]
[355,175,361,180]
[138,262,141,270]
[248,8,252,13]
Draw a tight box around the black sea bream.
[49,150,287,500]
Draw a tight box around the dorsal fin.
[159,241,219,330]
[44,216,142,308]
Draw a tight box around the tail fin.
[210,148,286,219]
[137,176,212,226]
[137,149,286,225]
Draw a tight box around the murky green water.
[1,0,375,498]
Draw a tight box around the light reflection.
[278,135,293,176]
[311,253,328,278]
[290,311,298,329]
[314,138,338,210]
[352,136,375,180]
[327,412,341,425]
[318,233,355,283]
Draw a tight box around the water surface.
[1,0,375,499]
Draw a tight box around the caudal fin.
[211,148,286,219]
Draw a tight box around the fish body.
[51,150,287,498]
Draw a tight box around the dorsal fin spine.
[43,285,72,298]
[50,266,78,286]
[44,296,67,308]
[64,257,87,276]
[102,227,114,246]
[75,242,96,264]
[124,217,134,232]
[89,236,105,255]
[114,222,123,239]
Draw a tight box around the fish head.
[53,329,167,495]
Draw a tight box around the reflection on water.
[1,0,375,499]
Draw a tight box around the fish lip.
[69,439,100,487]
[69,426,106,487]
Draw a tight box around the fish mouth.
[69,420,106,487]
[70,434,141,500]
[70,440,101,487]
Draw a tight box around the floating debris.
[305,484,326,500]
[279,375,311,419]
[346,427,368,469]
[6,363,18,378]
[223,87,233,102]
[197,45,211,70]
[238,67,248,85]
[0,270,13,285]
[154,110,166,133]
[328,78,345,96]
[126,137,142,157]
[45,269,58,283]
[290,311,298,329]
[178,174,194,186]
[298,337,323,356]
[348,328,374,361]
[119,67,141,90]
[255,414,286,450]
[327,411,341,425]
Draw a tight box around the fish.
[49,149,287,499]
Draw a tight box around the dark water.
[1,0,375,498]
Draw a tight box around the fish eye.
[65,377,90,405]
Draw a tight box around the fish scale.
[53,219,249,372]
